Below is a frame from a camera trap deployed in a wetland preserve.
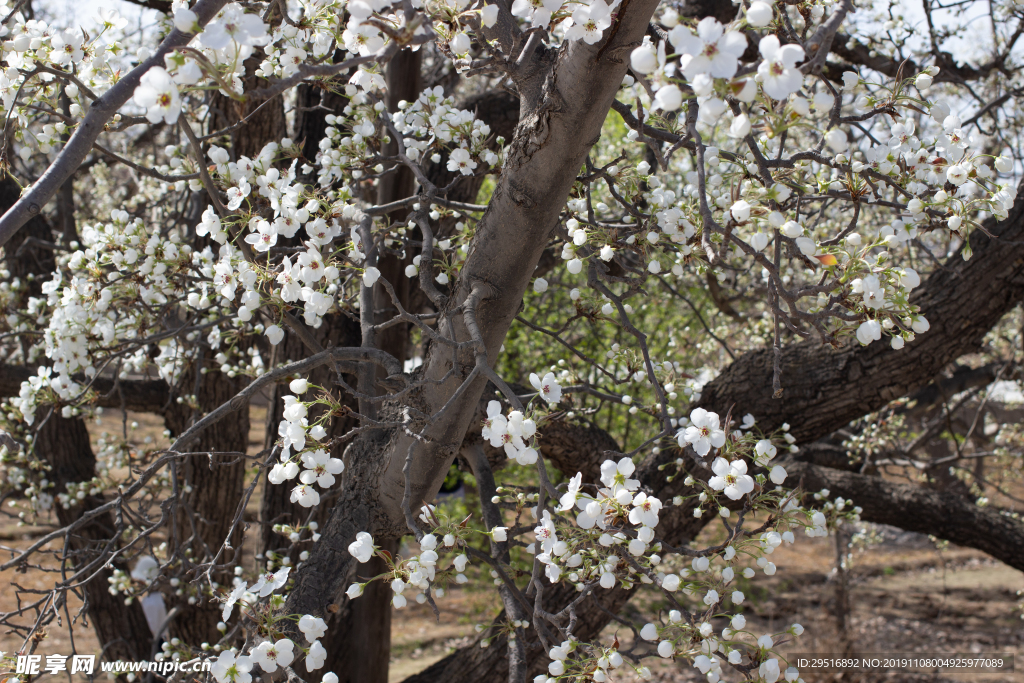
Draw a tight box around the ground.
[382,529,1024,683]
[0,407,1020,683]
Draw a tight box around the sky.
[38,0,161,41]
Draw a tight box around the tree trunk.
[831,526,851,653]
[159,50,289,646]
[314,49,424,683]
[259,77,356,564]
[294,72,348,184]
[282,3,665,672]
[783,460,1024,572]
[258,313,361,560]
[163,363,250,645]
[209,54,286,160]
[36,414,155,661]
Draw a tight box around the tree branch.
[0,0,230,249]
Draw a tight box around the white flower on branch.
[510,0,561,27]
[564,0,615,44]
[709,457,755,500]
[746,1,773,27]
[252,639,295,673]
[757,35,805,100]
[250,566,290,597]
[133,67,181,125]
[348,532,376,563]
[678,408,726,456]
[300,449,345,488]
[212,651,253,683]
[670,17,747,80]
[530,371,562,404]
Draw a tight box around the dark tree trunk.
[831,526,851,653]
[302,49,426,683]
[330,537,399,681]
[783,460,1024,572]
[316,62,523,683]
[36,414,155,661]
[163,363,250,645]
[159,51,289,646]
[295,79,348,181]
[209,54,286,161]
[372,48,423,369]
[257,313,362,560]
[269,65,401,681]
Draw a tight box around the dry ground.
[383,531,1024,683]
[0,408,1019,683]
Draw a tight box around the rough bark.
[330,537,399,681]
[163,363,250,645]
[783,460,1024,572]
[698,180,1024,444]
[314,50,424,683]
[156,54,289,645]
[258,313,362,558]
[36,413,155,661]
[294,63,349,184]
[259,77,356,562]
[256,311,388,683]
[898,362,1005,420]
[463,91,521,145]
[209,54,287,161]
[534,419,622,481]
[679,0,737,23]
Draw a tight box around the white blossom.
[212,652,253,683]
[530,371,562,404]
[252,639,295,673]
[757,35,805,99]
[348,531,375,562]
[709,458,755,500]
[134,67,181,124]
[678,408,726,456]
[670,17,747,79]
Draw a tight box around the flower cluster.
[317,86,502,189]
[425,429,834,683]
[267,382,344,507]
[346,510,479,609]
[481,400,540,466]
[209,613,329,683]
[552,43,1016,354]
